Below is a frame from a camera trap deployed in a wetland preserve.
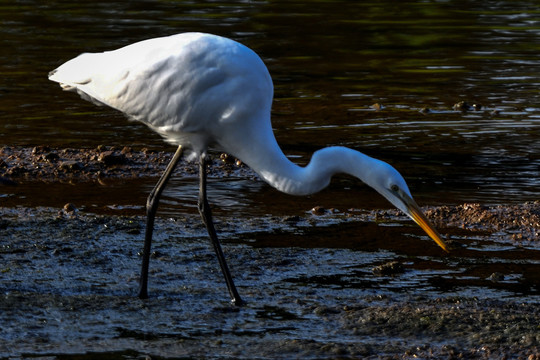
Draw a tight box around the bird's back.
[49,33,274,155]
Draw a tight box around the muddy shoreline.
[1,147,539,359]
[0,207,538,359]
[0,145,259,184]
[2,146,539,244]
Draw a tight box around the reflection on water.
[1,0,539,207]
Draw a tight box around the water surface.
[1,0,539,210]
[1,2,540,358]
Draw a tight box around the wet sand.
[1,147,539,359]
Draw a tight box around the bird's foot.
[231,297,245,307]
[137,288,149,300]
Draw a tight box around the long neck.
[256,146,378,196]
[220,122,378,196]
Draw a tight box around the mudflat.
[1,147,538,359]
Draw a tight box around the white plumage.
[50,33,272,160]
[50,32,448,303]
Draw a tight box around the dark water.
[1,0,540,210]
[1,2,540,358]
[0,208,539,359]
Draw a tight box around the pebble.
[372,261,404,275]
[63,203,77,213]
[44,152,59,163]
[98,151,127,166]
[488,272,504,282]
[311,206,327,215]
[60,161,83,171]
[453,101,471,112]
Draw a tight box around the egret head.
[367,160,449,252]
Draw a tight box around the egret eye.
[390,184,399,192]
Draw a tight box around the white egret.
[49,32,448,305]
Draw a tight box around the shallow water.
[0,208,539,358]
[1,1,540,358]
[1,0,540,207]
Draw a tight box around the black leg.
[138,145,184,299]
[198,153,244,306]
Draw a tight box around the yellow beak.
[401,193,449,252]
